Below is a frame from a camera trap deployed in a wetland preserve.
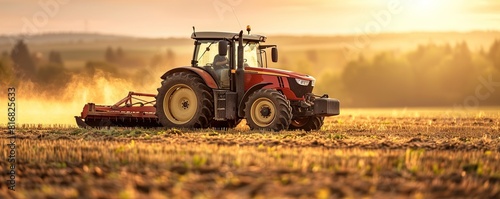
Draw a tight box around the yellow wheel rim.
[163,84,197,124]
[250,97,276,127]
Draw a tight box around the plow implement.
[75,92,161,128]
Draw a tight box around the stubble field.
[1,109,500,199]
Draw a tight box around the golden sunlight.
[407,0,450,16]
[414,0,440,11]
[390,0,467,32]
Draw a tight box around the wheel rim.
[250,97,276,127]
[163,84,197,124]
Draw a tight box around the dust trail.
[0,69,162,126]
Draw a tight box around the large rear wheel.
[289,116,324,131]
[245,89,292,131]
[155,72,214,128]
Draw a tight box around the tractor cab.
[190,31,277,89]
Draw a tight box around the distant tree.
[0,57,17,87]
[105,47,115,63]
[150,49,176,69]
[488,39,500,70]
[455,41,471,61]
[342,52,415,107]
[48,51,64,66]
[10,40,36,78]
[85,61,119,77]
[116,47,124,60]
[35,63,71,92]
[0,61,3,73]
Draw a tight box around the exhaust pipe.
[236,30,244,103]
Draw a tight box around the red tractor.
[76,28,339,131]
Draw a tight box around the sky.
[0,0,499,38]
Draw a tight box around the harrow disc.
[76,116,161,128]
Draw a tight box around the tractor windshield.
[237,42,261,68]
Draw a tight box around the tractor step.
[213,90,237,120]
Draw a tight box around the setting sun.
[406,0,459,14]
[414,0,441,11]
[381,0,470,32]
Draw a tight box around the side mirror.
[218,40,228,56]
[271,47,278,62]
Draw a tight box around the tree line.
[0,40,177,98]
[338,40,500,107]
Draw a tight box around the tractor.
[76,27,340,131]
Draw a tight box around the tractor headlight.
[295,79,310,86]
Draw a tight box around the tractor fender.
[238,82,273,117]
[160,67,218,89]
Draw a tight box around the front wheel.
[289,116,324,131]
[245,89,292,131]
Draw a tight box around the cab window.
[236,42,261,68]
[196,40,220,67]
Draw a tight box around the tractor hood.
[245,67,315,81]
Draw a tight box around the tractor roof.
[191,32,266,42]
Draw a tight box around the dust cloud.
[0,69,163,126]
